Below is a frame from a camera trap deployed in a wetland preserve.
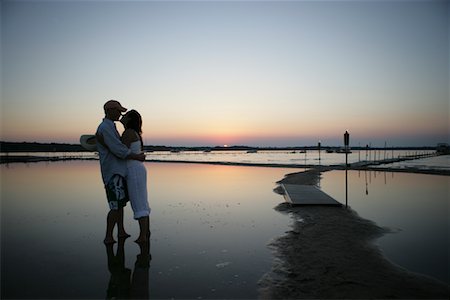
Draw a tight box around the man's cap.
[104,100,127,112]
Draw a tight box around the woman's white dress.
[127,140,150,219]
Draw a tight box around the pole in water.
[358,142,361,162]
[344,130,350,208]
[318,140,321,165]
[366,144,369,161]
[345,168,348,208]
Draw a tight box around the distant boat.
[336,148,352,154]
[326,149,334,153]
[247,149,258,153]
[203,149,211,153]
[170,149,181,153]
[298,150,306,153]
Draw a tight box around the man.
[96,100,145,244]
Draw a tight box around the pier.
[282,184,341,206]
[278,152,448,206]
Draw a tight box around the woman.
[120,110,150,243]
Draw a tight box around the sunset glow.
[1,0,448,147]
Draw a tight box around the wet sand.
[260,169,449,299]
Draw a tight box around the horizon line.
[0,140,444,149]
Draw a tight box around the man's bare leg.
[104,209,118,244]
[117,207,131,238]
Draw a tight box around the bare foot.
[104,237,116,244]
[118,232,131,239]
[134,236,149,243]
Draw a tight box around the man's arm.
[95,132,145,161]
[128,152,146,162]
[98,130,145,161]
[97,130,129,159]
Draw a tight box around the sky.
[1,0,449,147]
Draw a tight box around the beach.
[259,169,449,299]
[3,0,448,297]
[1,157,449,299]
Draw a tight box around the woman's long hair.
[125,110,144,150]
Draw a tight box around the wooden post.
[358,142,361,162]
[318,141,321,165]
[344,131,350,208]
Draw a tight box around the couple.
[96,100,150,244]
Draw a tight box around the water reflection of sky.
[320,170,449,284]
[147,149,437,166]
[375,154,450,171]
[1,161,299,299]
[2,149,439,167]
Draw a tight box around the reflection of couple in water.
[105,238,151,299]
[96,100,150,244]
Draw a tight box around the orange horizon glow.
[1,124,448,147]
[1,104,449,147]
[2,1,448,148]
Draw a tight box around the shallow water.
[2,149,439,167]
[320,170,449,284]
[2,160,448,298]
[148,149,437,167]
[1,161,298,299]
[376,154,450,171]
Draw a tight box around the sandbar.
[259,169,449,299]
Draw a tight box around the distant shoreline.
[0,141,439,153]
[0,155,97,164]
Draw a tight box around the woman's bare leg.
[135,216,150,243]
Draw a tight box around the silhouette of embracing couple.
[96,100,150,244]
